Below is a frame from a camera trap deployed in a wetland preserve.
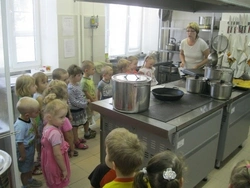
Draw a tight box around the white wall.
[40,0,105,70]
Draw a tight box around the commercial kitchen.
[1,0,250,187]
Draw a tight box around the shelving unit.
[158,11,217,62]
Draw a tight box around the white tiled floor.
[35,118,250,188]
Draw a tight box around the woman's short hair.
[187,22,200,34]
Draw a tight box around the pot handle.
[124,74,140,80]
[134,84,151,87]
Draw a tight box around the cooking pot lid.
[112,73,151,83]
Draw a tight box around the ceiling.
[75,0,250,12]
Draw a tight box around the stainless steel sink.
[0,150,12,175]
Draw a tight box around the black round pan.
[152,88,184,101]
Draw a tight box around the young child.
[15,74,37,98]
[14,97,43,188]
[32,72,48,175]
[133,150,185,188]
[43,80,78,157]
[67,64,96,149]
[117,58,129,73]
[97,66,113,100]
[127,56,139,74]
[229,160,250,188]
[41,96,71,188]
[80,60,98,127]
[103,128,146,188]
[138,55,158,86]
[52,68,69,84]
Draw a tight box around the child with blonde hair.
[41,96,71,188]
[127,56,139,74]
[68,64,96,150]
[14,97,42,188]
[80,60,98,129]
[97,66,113,100]
[133,150,185,188]
[229,160,250,188]
[117,58,129,73]
[138,55,158,86]
[43,80,78,157]
[32,72,48,175]
[15,74,37,97]
[103,128,146,188]
[52,68,69,84]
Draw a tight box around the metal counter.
[91,79,250,188]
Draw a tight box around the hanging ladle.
[207,51,218,67]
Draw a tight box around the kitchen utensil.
[166,37,176,51]
[243,14,247,33]
[234,17,237,33]
[204,66,222,80]
[217,67,234,82]
[207,51,218,67]
[199,16,212,29]
[152,87,184,101]
[186,76,206,93]
[211,35,228,53]
[112,74,151,113]
[227,16,231,34]
[210,80,232,100]
[239,14,242,33]
[159,64,178,74]
[176,41,181,51]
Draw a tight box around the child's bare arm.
[84,91,96,102]
[63,130,74,157]
[17,142,26,161]
[97,90,101,100]
[53,144,67,179]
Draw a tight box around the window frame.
[106,4,143,57]
[7,0,41,71]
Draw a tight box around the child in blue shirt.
[14,97,43,188]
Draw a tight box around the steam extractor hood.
[75,0,250,12]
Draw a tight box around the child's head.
[127,56,138,71]
[101,66,113,81]
[105,128,146,176]
[43,80,68,101]
[133,150,185,188]
[117,59,129,73]
[15,75,37,97]
[144,55,156,69]
[67,64,83,82]
[81,60,95,76]
[16,97,40,118]
[229,160,250,188]
[32,72,48,94]
[52,68,69,84]
[43,95,68,127]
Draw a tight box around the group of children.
[116,55,158,86]
[14,60,101,188]
[89,127,250,188]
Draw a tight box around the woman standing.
[179,22,210,69]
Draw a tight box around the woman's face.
[186,27,197,39]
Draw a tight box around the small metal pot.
[112,74,151,113]
[199,16,212,28]
[166,37,176,51]
[204,66,222,80]
[186,76,206,93]
[210,81,232,100]
[217,67,234,82]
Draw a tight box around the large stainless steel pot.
[112,74,151,113]
[186,76,206,93]
[210,81,232,100]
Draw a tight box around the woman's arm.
[179,50,186,68]
[53,144,67,179]
[193,48,210,69]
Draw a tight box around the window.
[7,0,40,70]
[106,4,143,57]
